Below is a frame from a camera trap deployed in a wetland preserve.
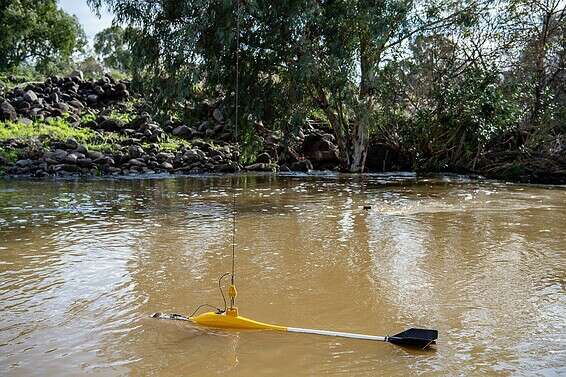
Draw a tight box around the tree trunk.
[349,107,370,173]
[314,90,371,173]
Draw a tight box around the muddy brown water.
[0,174,564,376]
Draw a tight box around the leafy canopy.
[94,25,133,72]
[0,0,86,74]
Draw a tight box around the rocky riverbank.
[0,72,348,178]
[1,72,564,183]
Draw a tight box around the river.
[0,174,564,376]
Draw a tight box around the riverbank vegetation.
[0,0,564,183]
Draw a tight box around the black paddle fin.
[387,328,438,348]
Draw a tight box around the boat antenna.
[228,0,241,312]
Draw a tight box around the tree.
[0,0,86,74]
[89,0,486,172]
[504,0,565,144]
[94,25,132,72]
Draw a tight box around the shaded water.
[0,174,564,376]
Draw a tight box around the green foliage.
[87,0,564,174]
[0,0,86,74]
[0,65,44,87]
[239,123,264,165]
[94,26,133,73]
[0,146,21,163]
[75,56,106,80]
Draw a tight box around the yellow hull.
[190,309,287,331]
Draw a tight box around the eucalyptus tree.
[88,0,486,171]
[94,26,133,73]
[0,0,86,73]
[504,0,565,143]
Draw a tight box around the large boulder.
[172,125,192,137]
[23,90,38,103]
[302,133,339,169]
[0,101,17,121]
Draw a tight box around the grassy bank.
[0,117,192,164]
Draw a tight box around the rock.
[50,108,65,117]
[279,146,300,165]
[23,90,38,103]
[0,101,17,121]
[87,94,98,104]
[15,159,34,167]
[212,108,224,123]
[55,102,70,112]
[198,121,211,132]
[128,145,144,158]
[69,70,84,81]
[64,138,79,150]
[68,100,84,110]
[214,163,238,173]
[156,152,175,162]
[212,123,224,133]
[94,156,115,166]
[45,149,68,162]
[279,164,291,172]
[211,155,224,163]
[87,150,104,160]
[50,92,59,103]
[160,161,173,170]
[15,100,31,110]
[73,144,88,155]
[172,125,192,137]
[98,118,124,131]
[219,132,233,141]
[183,149,201,162]
[55,163,79,172]
[64,153,78,164]
[128,158,146,167]
[77,158,93,167]
[302,133,339,169]
[256,152,271,164]
[245,163,272,172]
[291,159,313,172]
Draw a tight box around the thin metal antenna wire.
[231,0,240,288]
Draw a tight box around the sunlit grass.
[0,119,96,143]
[0,119,128,157]
[148,136,192,152]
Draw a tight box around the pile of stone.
[2,137,240,177]
[0,70,130,124]
[0,72,345,178]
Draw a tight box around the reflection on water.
[0,174,565,376]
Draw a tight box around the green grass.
[0,117,196,162]
[108,109,134,124]
[0,119,96,143]
[80,113,97,125]
[0,119,128,155]
[143,136,192,152]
